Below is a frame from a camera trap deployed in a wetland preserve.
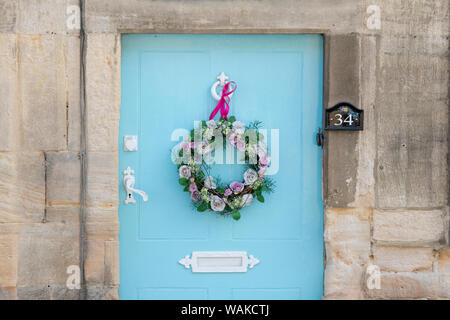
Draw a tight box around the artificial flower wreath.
[173,82,274,220]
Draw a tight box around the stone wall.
[0,0,448,299]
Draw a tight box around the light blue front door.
[119,34,323,300]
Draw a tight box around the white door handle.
[123,166,148,204]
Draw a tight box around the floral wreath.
[173,81,274,220]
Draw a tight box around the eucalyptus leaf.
[228,116,236,123]
[232,211,241,221]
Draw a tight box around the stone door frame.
[85,28,367,298]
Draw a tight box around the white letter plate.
[178,251,260,273]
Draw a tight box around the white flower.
[232,121,246,135]
[243,168,258,185]
[206,120,217,129]
[210,195,226,212]
[196,141,212,154]
[236,138,246,152]
[179,165,191,178]
[204,176,217,189]
[247,144,258,156]
[242,194,253,207]
[257,141,268,157]
[203,128,214,141]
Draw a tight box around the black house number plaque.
[325,102,364,130]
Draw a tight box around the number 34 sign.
[325,102,364,131]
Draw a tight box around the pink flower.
[259,154,270,167]
[230,181,244,194]
[236,139,246,152]
[258,167,266,177]
[228,133,237,146]
[180,142,190,150]
[190,190,200,202]
[189,182,198,193]
[224,188,232,197]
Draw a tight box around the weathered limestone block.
[18,34,78,151]
[0,224,19,299]
[104,240,119,286]
[375,33,448,209]
[0,34,80,152]
[46,151,80,207]
[0,1,17,32]
[85,0,361,34]
[17,285,80,300]
[15,0,81,35]
[86,33,121,152]
[66,36,81,151]
[0,232,18,288]
[0,34,18,151]
[324,208,371,299]
[0,152,45,223]
[86,286,119,300]
[17,214,79,288]
[17,287,50,300]
[437,247,450,273]
[379,0,449,36]
[48,286,81,300]
[350,34,377,208]
[84,238,105,285]
[365,272,450,299]
[85,208,118,286]
[85,237,118,287]
[373,246,434,272]
[86,207,119,237]
[86,152,118,208]
[325,208,371,265]
[44,205,79,226]
[0,286,17,300]
[373,210,444,244]
[324,262,365,299]
[324,34,360,207]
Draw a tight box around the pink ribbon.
[209,81,236,120]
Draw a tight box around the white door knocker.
[123,166,148,204]
[211,72,234,101]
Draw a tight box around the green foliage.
[247,120,263,130]
[197,170,205,180]
[257,194,265,203]
[197,202,208,212]
[232,211,241,221]
[261,177,276,193]
[228,115,236,123]
[183,185,189,192]
[217,187,226,194]
[179,178,189,186]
